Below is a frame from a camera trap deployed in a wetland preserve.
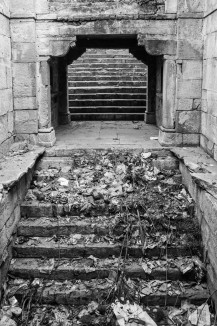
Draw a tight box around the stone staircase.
[8,149,209,325]
[68,49,147,120]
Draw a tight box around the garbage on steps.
[112,301,157,326]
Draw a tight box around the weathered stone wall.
[201,2,217,158]
[0,147,44,299]
[10,0,38,144]
[7,0,205,147]
[158,0,204,146]
[0,2,13,156]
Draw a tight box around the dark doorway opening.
[50,35,163,126]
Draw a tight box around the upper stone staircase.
[68,49,147,120]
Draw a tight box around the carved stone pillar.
[145,60,156,124]
[158,57,181,146]
[36,56,56,146]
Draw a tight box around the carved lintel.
[138,34,177,56]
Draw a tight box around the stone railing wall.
[0,147,44,300]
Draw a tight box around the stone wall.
[6,0,206,147]
[201,2,217,158]
[0,147,44,299]
[0,2,13,156]
[159,0,204,146]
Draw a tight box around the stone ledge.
[0,147,45,190]
[171,146,217,310]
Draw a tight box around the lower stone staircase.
[68,49,147,120]
[7,149,210,325]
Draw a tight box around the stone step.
[69,63,145,69]
[67,86,147,93]
[72,58,144,64]
[69,100,146,107]
[13,237,200,259]
[68,81,147,87]
[70,114,144,121]
[68,75,147,82]
[9,257,199,282]
[17,215,197,238]
[69,106,146,114]
[78,54,131,59]
[68,93,147,100]
[68,68,146,75]
[8,278,209,307]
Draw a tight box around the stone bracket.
[137,34,177,56]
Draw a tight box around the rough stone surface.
[0,8,13,156]
[0,147,45,299]
[172,147,217,308]
[202,6,217,157]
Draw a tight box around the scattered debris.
[188,304,211,326]
[112,301,157,326]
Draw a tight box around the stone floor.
[55,121,161,149]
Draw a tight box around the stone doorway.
[49,35,162,128]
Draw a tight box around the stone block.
[0,14,10,37]
[177,19,203,59]
[204,0,217,15]
[165,0,177,13]
[35,0,49,14]
[183,133,200,145]
[201,112,217,144]
[14,110,38,134]
[0,63,12,90]
[177,111,201,133]
[0,137,13,158]
[177,79,202,99]
[0,89,13,116]
[38,128,56,147]
[0,1,10,17]
[10,20,36,43]
[178,0,204,13]
[177,99,193,111]
[13,63,36,97]
[0,114,8,143]
[182,60,203,80]
[0,35,11,62]
[14,97,36,111]
[10,0,35,17]
[12,43,36,62]
[153,157,179,171]
[204,59,217,94]
[158,128,183,146]
[198,191,217,235]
